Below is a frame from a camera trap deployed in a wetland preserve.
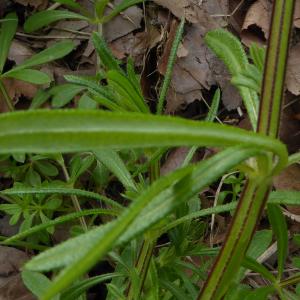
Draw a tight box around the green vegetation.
[0,1,298,299]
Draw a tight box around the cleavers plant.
[0,1,298,299]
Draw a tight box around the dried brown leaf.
[241,0,271,46]
[294,0,300,28]
[103,0,143,42]
[0,246,34,300]
[287,43,300,96]
[8,40,34,65]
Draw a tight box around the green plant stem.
[198,1,295,299]
[156,17,185,115]
[0,80,14,111]
[58,159,88,232]
[127,158,160,299]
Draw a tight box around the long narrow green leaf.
[0,110,288,172]
[92,33,122,72]
[24,10,89,33]
[157,16,185,114]
[4,41,75,73]
[267,204,288,279]
[107,70,149,113]
[3,69,51,84]
[2,209,118,245]
[61,273,123,300]
[94,150,136,191]
[205,29,248,75]
[25,147,261,299]
[205,29,258,130]
[0,186,122,209]
[0,13,18,74]
[242,256,276,283]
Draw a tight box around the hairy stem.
[198,1,295,299]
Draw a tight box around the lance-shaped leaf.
[25,146,262,299]
[0,110,288,171]
[0,13,18,74]
[4,41,75,74]
[24,10,89,33]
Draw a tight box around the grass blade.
[24,10,88,33]
[0,110,287,172]
[267,204,288,279]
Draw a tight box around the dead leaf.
[13,0,48,10]
[287,42,300,95]
[274,164,300,215]
[294,0,300,28]
[8,40,34,65]
[161,147,190,175]
[0,78,38,112]
[153,0,228,27]
[103,0,143,42]
[109,26,161,65]
[0,246,34,300]
[241,0,271,46]
[46,20,90,48]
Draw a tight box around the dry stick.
[198,2,295,299]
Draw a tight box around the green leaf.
[0,185,122,209]
[2,208,118,245]
[205,29,259,130]
[206,88,220,122]
[0,109,287,172]
[30,90,51,109]
[25,146,262,299]
[92,32,122,72]
[3,69,51,84]
[50,84,84,107]
[64,75,121,111]
[43,197,62,210]
[61,273,123,300]
[107,70,149,113]
[95,0,110,19]
[78,93,97,109]
[249,43,266,72]
[12,153,26,163]
[35,161,59,177]
[70,154,94,182]
[205,29,248,75]
[52,0,84,11]
[94,150,136,191]
[267,204,288,279]
[22,270,59,299]
[157,16,185,114]
[268,190,300,205]
[242,256,276,282]
[0,13,18,74]
[244,286,275,300]
[24,10,89,33]
[5,41,75,73]
[101,0,145,24]
[231,74,260,93]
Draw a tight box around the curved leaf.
[25,146,262,299]
[0,12,18,73]
[0,110,288,172]
[24,10,89,33]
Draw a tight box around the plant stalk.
[198,1,295,299]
